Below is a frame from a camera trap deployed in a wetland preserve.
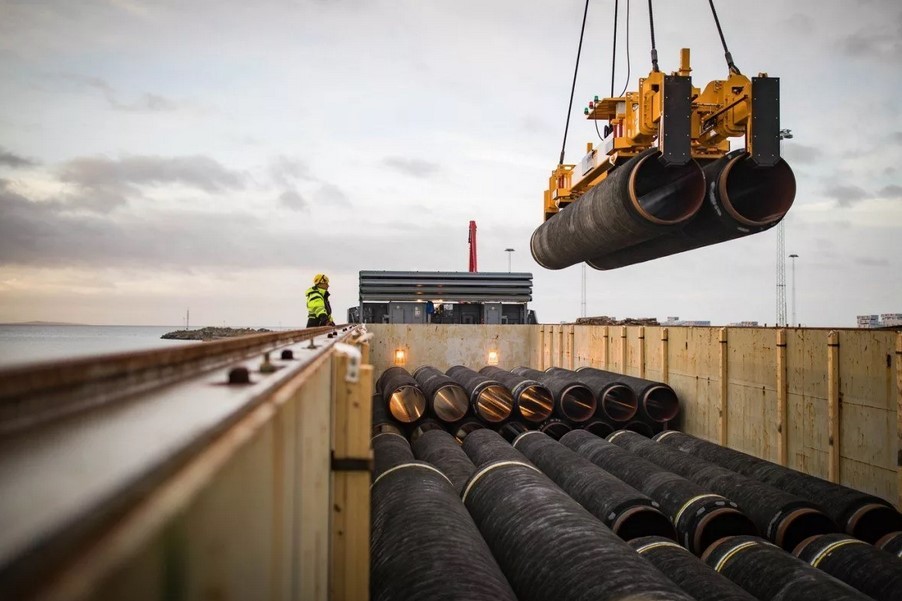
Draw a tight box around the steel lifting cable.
[558,0,591,165]
[708,0,741,74]
[647,0,659,71]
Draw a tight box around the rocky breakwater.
[161,327,272,341]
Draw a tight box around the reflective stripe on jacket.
[306,286,332,320]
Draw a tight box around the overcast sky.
[1,0,900,327]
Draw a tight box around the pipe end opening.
[561,385,596,423]
[613,506,678,542]
[693,508,758,556]
[388,386,426,423]
[602,384,640,422]
[848,503,902,544]
[630,152,706,224]
[643,386,680,422]
[518,385,554,422]
[433,384,470,423]
[776,508,838,552]
[721,154,797,226]
[476,385,514,423]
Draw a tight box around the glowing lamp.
[487,350,499,366]
[394,348,407,366]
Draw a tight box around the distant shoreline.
[161,326,273,341]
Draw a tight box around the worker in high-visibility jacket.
[306,273,334,327]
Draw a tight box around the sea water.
[0,325,196,369]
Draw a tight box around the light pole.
[505,248,515,273]
[789,253,799,326]
[776,128,793,326]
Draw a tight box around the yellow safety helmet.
[313,273,330,286]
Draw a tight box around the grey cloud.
[878,184,902,198]
[891,132,902,144]
[784,13,815,34]
[840,15,902,60]
[65,74,181,112]
[824,184,869,207]
[279,189,308,211]
[315,183,351,206]
[0,181,457,272]
[382,157,442,178]
[269,156,311,187]
[782,143,822,164]
[855,256,890,267]
[59,154,246,210]
[0,147,38,168]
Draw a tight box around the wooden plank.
[568,325,575,370]
[719,328,728,446]
[538,325,545,370]
[776,329,788,465]
[331,354,373,601]
[897,332,902,509]
[661,328,669,384]
[603,326,610,369]
[557,326,564,368]
[639,327,646,379]
[827,330,841,483]
[620,326,628,374]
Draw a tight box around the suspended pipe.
[703,535,872,601]
[449,417,486,443]
[411,428,476,495]
[588,151,796,269]
[460,434,697,601]
[530,148,705,270]
[560,429,756,554]
[512,367,596,423]
[628,536,758,601]
[538,418,572,440]
[876,531,902,558]
[412,366,470,423]
[655,430,902,543]
[480,366,554,423]
[376,366,427,423]
[547,367,638,422]
[794,533,902,601]
[512,431,676,541]
[446,365,514,423]
[371,434,518,601]
[609,430,837,551]
[372,393,404,437]
[576,367,679,422]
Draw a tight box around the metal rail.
[0,325,368,600]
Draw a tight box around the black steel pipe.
[372,393,404,437]
[538,418,572,440]
[628,536,757,601]
[560,429,757,554]
[498,421,530,443]
[609,430,837,551]
[581,419,615,438]
[408,417,444,444]
[372,431,416,481]
[371,441,517,601]
[412,365,470,423]
[530,148,705,270]
[460,436,696,600]
[703,535,872,601]
[576,367,679,422]
[876,531,902,558]
[547,367,638,422]
[480,366,554,423]
[446,365,514,423]
[512,431,676,541]
[411,428,476,495]
[623,421,655,437]
[512,367,596,423]
[449,417,486,443]
[376,366,427,423]
[587,150,796,269]
[656,430,902,542]
[794,533,902,601]
[463,428,533,468]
